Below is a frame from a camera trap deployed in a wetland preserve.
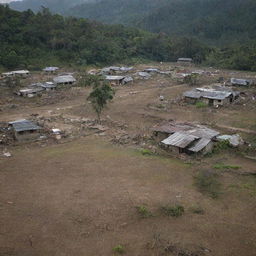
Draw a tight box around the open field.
[0,62,256,255]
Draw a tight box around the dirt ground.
[0,62,256,255]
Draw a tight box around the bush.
[213,140,230,153]
[161,204,184,217]
[140,148,154,156]
[136,205,153,218]
[195,101,208,108]
[113,245,125,254]
[194,170,221,198]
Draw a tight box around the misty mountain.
[9,0,97,13]
[68,0,256,44]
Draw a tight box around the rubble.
[217,134,244,147]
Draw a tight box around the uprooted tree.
[87,80,115,122]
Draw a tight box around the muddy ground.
[0,62,256,256]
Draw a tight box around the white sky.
[0,0,22,3]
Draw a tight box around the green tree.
[87,82,115,122]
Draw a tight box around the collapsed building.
[183,86,240,106]
[152,121,219,155]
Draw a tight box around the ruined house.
[53,75,76,86]
[152,121,219,155]
[183,86,239,106]
[19,87,44,97]
[9,119,42,141]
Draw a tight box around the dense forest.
[1,0,256,72]
[0,5,209,70]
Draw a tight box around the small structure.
[177,58,193,66]
[43,67,59,73]
[101,66,133,75]
[12,70,30,77]
[1,72,15,78]
[143,68,159,73]
[9,119,42,141]
[40,82,56,91]
[19,87,44,97]
[123,76,133,84]
[105,75,125,86]
[53,75,76,86]
[153,121,219,155]
[137,72,151,79]
[231,78,253,86]
[183,86,239,106]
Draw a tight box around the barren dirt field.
[0,63,256,255]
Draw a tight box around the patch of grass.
[213,163,241,170]
[189,205,205,214]
[140,148,154,156]
[136,205,153,218]
[195,101,208,108]
[194,170,221,199]
[161,204,184,217]
[113,245,125,254]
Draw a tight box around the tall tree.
[87,81,115,122]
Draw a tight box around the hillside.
[0,5,209,70]
[68,0,256,44]
[9,0,96,13]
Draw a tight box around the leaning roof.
[53,75,76,84]
[161,132,198,148]
[9,119,41,132]
[188,138,211,152]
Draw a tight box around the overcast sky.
[0,0,22,3]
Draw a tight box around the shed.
[9,119,42,141]
[12,70,30,77]
[177,58,193,66]
[231,78,252,86]
[43,67,59,73]
[137,72,151,79]
[183,87,239,106]
[53,75,76,86]
[19,87,44,97]
[105,75,125,86]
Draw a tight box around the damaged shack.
[183,86,240,106]
[153,121,219,155]
[9,119,42,141]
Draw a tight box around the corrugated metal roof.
[177,58,192,62]
[53,75,76,84]
[183,88,233,100]
[13,70,30,74]
[105,75,125,81]
[231,78,252,86]
[188,138,211,152]
[161,132,198,148]
[43,67,59,72]
[153,122,219,139]
[9,120,41,132]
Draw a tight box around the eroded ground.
[0,62,256,255]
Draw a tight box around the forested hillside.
[0,5,209,70]
[68,0,256,44]
[9,0,96,13]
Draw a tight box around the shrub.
[194,170,221,198]
[113,245,125,254]
[140,148,154,156]
[136,205,153,218]
[161,204,184,217]
[195,101,208,108]
[213,140,230,153]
